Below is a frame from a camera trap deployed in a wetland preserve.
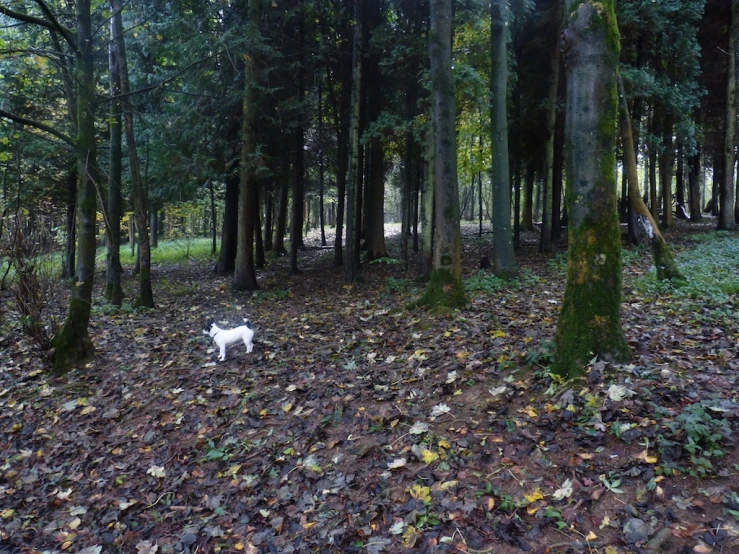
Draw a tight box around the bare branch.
[0,109,76,147]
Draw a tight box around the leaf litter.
[0,223,738,553]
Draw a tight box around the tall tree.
[490,0,517,277]
[289,1,305,276]
[344,0,362,283]
[52,0,99,373]
[412,0,466,308]
[110,0,154,308]
[540,0,562,253]
[721,0,738,230]
[106,13,123,306]
[233,0,262,291]
[554,0,628,377]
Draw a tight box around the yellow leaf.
[524,488,545,503]
[80,406,96,415]
[490,330,506,338]
[1,509,15,519]
[226,464,242,477]
[68,517,81,530]
[281,402,293,413]
[438,439,451,449]
[486,497,495,511]
[407,484,431,503]
[234,543,244,551]
[599,514,610,529]
[420,449,439,464]
[438,480,458,491]
[585,531,597,541]
[303,521,317,530]
[526,505,539,515]
[521,406,538,418]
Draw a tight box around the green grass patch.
[464,268,539,294]
[96,237,216,266]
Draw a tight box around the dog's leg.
[219,345,226,361]
[245,337,253,353]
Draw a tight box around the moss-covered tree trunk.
[490,0,518,277]
[111,0,154,308]
[420,127,434,280]
[618,76,683,281]
[52,0,97,374]
[233,0,261,291]
[553,0,629,377]
[412,0,466,309]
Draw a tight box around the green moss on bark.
[553,212,629,377]
[408,268,467,311]
[653,237,684,281]
[51,297,95,375]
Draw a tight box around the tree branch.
[0,109,76,147]
[0,3,78,54]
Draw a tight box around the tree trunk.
[61,164,77,281]
[365,137,388,260]
[149,206,158,248]
[618,76,682,281]
[264,190,273,251]
[233,0,261,291]
[412,0,466,308]
[721,0,738,229]
[540,0,562,253]
[490,0,518,276]
[660,114,674,229]
[318,77,326,247]
[105,19,122,304]
[216,174,239,273]
[688,144,702,221]
[53,0,97,374]
[344,0,362,283]
[649,112,659,220]
[273,173,289,254]
[290,5,305,276]
[420,127,434,280]
[110,0,154,308]
[554,0,629,377]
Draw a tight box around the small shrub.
[2,222,60,352]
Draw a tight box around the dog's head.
[203,319,217,336]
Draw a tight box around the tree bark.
[110,0,154,308]
[233,0,261,291]
[554,0,629,377]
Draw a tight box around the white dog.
[203,319,254,361]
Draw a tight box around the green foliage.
[633,233,739,313]
[464,269,539,294]
[384,277,412,294]
[655,400,732,477]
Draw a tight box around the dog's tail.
[243,318,252,329]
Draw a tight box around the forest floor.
[1,221,739,554]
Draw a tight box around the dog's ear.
[244,318,252,329]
